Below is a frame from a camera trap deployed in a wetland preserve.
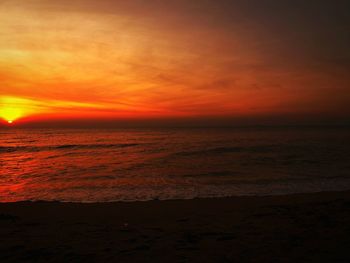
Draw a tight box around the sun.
[0,107,22,123]
[0,96,30,123]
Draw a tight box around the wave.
[0,143,140,153]
[173,145,276,156]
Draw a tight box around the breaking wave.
[0,143,141,153]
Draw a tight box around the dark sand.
[1,191,350,263]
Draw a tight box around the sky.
[0,0,349,127]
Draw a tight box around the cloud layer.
[0,0,349,125]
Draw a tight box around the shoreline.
[1,190,350,262]
[2,188,350,204]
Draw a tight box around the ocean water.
[1,127,350,202]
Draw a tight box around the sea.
[1,127,350,202]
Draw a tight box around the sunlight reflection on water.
[1,127,350,202]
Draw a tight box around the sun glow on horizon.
[0,105,23,123]
[0,96,39,123]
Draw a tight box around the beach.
[1,0,350,261]
[1,190,350,262]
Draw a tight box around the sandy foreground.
[1,191,350,263]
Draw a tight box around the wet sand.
[1,191,350,262]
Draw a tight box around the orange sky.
[0,0,349,126]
